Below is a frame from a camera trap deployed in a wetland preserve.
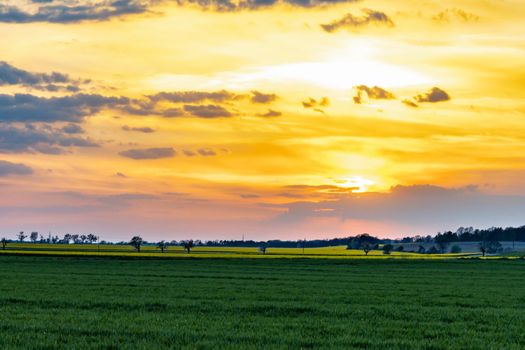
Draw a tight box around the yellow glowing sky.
[0,0,524,240]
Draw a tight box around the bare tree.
[130,236,143,252]
[1,238,7,250]
[157,240,168,253]
[182,240,194,254]
[17,231,27,242]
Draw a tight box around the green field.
[0,255,523,349]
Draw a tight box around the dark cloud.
[0,0,148,24]
[61,123,84,134]
[353,85,395,104]
[433,8,479,23]
[250,91,278,104]
[302,97,329,108]
[115,172,127,178]
[0,124,98,154]
[183,149,197,157]
[0,93,129,123]
[122,125,155,133]
[148,90,244,104]
[402,99,418,108]
[178,0,360,11]
[0,159,33,176]
[321,8,394,33]
[197,148,216,156]
[119,147,175,160]
[183,104,233,118]
[240,193,260,199]
[414,87,451,103]
[257,109,282,117]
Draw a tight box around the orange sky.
[0,0,524,241]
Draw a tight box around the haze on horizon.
[0,0,524,241]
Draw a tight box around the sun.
[337,176,375,193]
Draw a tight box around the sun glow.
[337,176,375,193]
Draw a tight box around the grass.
[0,255,523,349]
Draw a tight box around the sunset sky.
[1,0,524,241]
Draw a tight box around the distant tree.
[450,245,462,254]
[182,240,194,254]
[382,244,393,255]
[436,241,449,253]
[418,245,426,254]
[259,246,267,254]
[87,234,98,244]
[1,238,7,250]
[130,236,143,252]
[157,240,168,253]
[362,242,373,256]
[17,231,27,242]
[348,233,380,250]
[427,246,439,254]
[80,235,87,244]
[479,240,502,257]
[71,234,80,244]
[63,234,72,244]
[30,232,38,243]
[396,245,404,252]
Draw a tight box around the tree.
[362,242,372,256]
[87,234,98,244]
[396,245,404,252]
[427,246,439,254]
[17,231,27,242]
[182,240,194,254]
[30,232,38,243]
[80,235,87,244]
[1,238,7,250]
[259,246,267,254]
[382,244,393,255]
[130,236,143,252]
[157,241,168,253]
[450,245,462,254]
[71,234,80,244]
[436,241,449,253]
[418,245,426,254]
[479,240,502,257]
[348,233,380,250]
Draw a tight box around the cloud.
[433,8,479,23]
[0,159,33,176]
[353,85,395,104]
[257,109,282,117]
[402,99,418,108]
[302,97,330,108]
[0,0,148,24]
[0,60,88,92]
[183,104,233,118]
[178,0,360,12]
[0,93,129,123]
[61,123,84,134]
[250,91,278,104]
[115,172,127,178]
[414,87,451,103]
[321,8,394,33]
[148,90,244,104]
[274,185,525,233]
[122,125,155,133]
[197,148,216,156]
[0,124,98,154]
[119,147,175,160]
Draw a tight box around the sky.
[0,0,524,241]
